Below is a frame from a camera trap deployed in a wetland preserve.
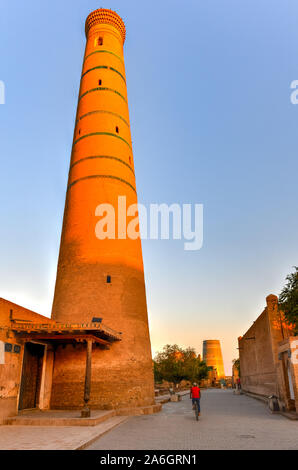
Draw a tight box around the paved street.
[86,389,298,450]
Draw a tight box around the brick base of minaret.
[51,262,155,409]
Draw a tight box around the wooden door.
[19,342,44,410]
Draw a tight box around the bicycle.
[193,401,199,421]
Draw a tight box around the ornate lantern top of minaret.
[85,8,126,44]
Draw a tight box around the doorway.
[18,342,45,410]
[281,351,296,411]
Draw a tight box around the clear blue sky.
[0,0,298,373]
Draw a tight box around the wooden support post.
[81,339,92,418]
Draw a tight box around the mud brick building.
[239,294,298,413]
[0,298,125,423]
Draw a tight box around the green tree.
[154,344,186,386]
[182,348,208,382]
[197,361,209,382]
[279,266,298,335]
[232,358,240,376]
[181,347,198,383]
[153,360,163,383]
[153,344,208,387]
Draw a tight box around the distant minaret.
[203,340,225,379]
[51,8,155,409]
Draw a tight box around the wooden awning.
[7,320,122,345]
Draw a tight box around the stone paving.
[86,389,298,450]
[0,416,128,450]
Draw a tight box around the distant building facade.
[239,294,298,413]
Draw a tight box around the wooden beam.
[15,334,110,345]
[81,339,92,418]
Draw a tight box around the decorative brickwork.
[73,131,131,149]
[67,174,136,193]
[84,49,125,64]
[85,9,126,44]
[77,110,129,127]
[79,87,127,104]
[81,65,126,83]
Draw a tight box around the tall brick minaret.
[51,9,155,409]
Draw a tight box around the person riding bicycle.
[190,382,201,415]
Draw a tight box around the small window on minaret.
[129,156,131,164]
[107,275,111,284]
[78,129,81,135]
[98,37,103,46]
[116,126,119,134]
[98,79,102,86]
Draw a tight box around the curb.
[76,417,129,450]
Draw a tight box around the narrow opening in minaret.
[106,275,111,284]
[129,156,131,164]
[98,79,102,86]
[115,126,119,134]
[98,37,103,46]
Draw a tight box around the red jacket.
[191,386,200,398]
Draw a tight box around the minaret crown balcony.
[85,8,126,44]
